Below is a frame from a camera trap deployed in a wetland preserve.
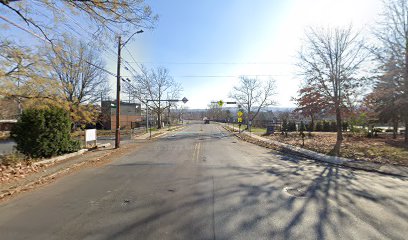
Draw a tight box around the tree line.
[1,0,183,130]
[225,0,408,156]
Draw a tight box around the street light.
[115,30,143,149]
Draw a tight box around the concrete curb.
[32,149,89,167]
[137,125,185,140]
[151,126,185,139]
[32,143,111,167]
[223,125,408,178]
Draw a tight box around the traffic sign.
[217,100,224,107]
[182,97,188,104]
[238,117,243,123]
[237,111,243,117]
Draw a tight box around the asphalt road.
[0,140,15,155]
[0,123,407,240]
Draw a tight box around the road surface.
[0,123,407,239]
[0,140,15,155]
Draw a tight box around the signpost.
[145,97,189,139]
[84,129,97,148]
[237,111,243,133]
[210,100,236,106]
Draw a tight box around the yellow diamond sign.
[237,111,243,117]
[217,100,224,107]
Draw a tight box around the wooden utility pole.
[115,36,122,149]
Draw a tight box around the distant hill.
[185,106,295,113]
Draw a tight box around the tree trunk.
[331,105,343,156]
[393,120,398,139]
[310,114,315,132]
[157,112,162,129]
[311,115,314,129]
[405,35,408,143]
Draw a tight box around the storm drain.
[283,187,308,198]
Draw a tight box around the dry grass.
[0,131,10,140]
[265,132,408,167]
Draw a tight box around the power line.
[125,61,293,65]
[0,14,117,77]
[123,45,144,73]
[119,74,291,78]
[167,74,290,78]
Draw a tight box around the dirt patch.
[264,132,408,167]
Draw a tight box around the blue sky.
[1,0,384,109]
[113,0,383,109]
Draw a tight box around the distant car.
[203,117,209,124]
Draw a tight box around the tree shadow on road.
[91,150,407,240]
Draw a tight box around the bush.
[307,121,314,132]
[342,122,349,131]
[299,121,306,132]
[281,119,288,133]
[288,121,297,132]
[315,121,323,131]
[11,107,81,158]
[330,121,337,132]
[323,121,331,132]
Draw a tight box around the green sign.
[218,100,224,107]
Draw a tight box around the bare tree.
[47,39,108,126]
[0,0,157,44]
[0,40,60,112]
[206,102,224,121]
[298,26,368,156]
[131,66,182,129]
[229,76,276,130]
[372,0,408,142]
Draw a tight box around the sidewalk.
[0,125,185,200]
[133,125,185,140]
[222,124,408,177]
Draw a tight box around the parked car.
[203,117,210,124]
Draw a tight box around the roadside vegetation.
[265,132,408,167]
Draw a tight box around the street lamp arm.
[122,29,144,48]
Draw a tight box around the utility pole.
[114,30,144,148]
[115,36,122,149]
[168,102,171,129]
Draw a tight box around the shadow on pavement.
[96,150,407,240]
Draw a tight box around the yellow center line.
[196,142,201,161]
[192,143,198,161]
[192,142,201,162]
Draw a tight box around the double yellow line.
[192,142,201,162]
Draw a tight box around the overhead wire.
[0,14,117,77]
[125,61,292,65]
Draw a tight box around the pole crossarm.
[146,99,180,102]
[210,101,237,104]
